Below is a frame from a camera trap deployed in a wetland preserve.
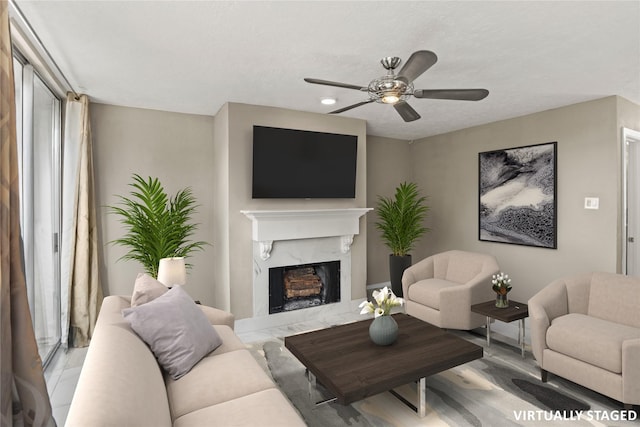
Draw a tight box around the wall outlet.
[584,197,599,210]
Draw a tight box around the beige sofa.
[528,272,640,408]
[402,250,500,330]
[65,295,305,426]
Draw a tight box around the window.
[13,52,62,366]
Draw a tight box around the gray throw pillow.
[131,273,168,307]
[122,285,222,379]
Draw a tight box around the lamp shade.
[157,257,187,287]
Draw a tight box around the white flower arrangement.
[359,286,404,318]
[492,272,512,294]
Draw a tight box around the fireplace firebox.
[269,261,340,314]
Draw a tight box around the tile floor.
[44,345,88,425]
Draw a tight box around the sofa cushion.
[165,349,276,420]
[407,278,456,310]
[546,313,640,373]
[122,285,222,379]
[172,389,305,427]
[131,273,168,307]
[588,272,640,328]
[209,325,248,356]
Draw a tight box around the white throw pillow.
[122,285,222,379]
[131,273,168,307]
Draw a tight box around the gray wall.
[616,97,640,270]
[91,102,368,316]
[212,104,230,310]
[214,103,368,318]
[91,104,216,304]
[366,135,412,285]
[91,96,639,313]
[404,96,632,303]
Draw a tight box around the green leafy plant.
[108,174,209,277]
[375,182,429,256]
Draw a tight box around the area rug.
[247,340,635,427]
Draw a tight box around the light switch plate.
[584,197,599,209]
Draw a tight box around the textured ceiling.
[14,0,640,140]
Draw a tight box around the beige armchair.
[402,250,500,330]
[529,272,640,408]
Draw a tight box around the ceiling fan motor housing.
[380,56,402,70]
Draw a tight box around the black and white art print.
[479,142,557,249]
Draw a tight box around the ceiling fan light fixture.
[320,97,337,105]
[381,94,400,104]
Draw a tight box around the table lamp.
[157,257,187,287]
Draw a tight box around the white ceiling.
[14,0,640,140]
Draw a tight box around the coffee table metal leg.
[307,369,315,402]
[418,377,426,417]
[389,377,427,418]
[307,370,337,406]
[486,316,491,347]
[519,318,525,358]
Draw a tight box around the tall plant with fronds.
[108,174,209,277]
[375,182,429,256]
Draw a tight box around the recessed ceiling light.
[321,97,337,105]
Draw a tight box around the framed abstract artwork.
[479,142,557,249]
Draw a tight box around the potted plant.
[108,174,209,277]
[375,182,429,297]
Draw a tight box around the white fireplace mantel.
[241,208,372,260]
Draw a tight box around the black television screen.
[252,126,357,199]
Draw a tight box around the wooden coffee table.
[284,313,483,417]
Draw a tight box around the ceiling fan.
[304,50,489,122]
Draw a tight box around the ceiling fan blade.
[329,100,374,114]
[304,78,366,91]
[397,50,438,83]
[414,89,489,101]
[393,101,421,122]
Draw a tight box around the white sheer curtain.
[60,93,102,348]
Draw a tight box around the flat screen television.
[252,126,357,199]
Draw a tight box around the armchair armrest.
[402,256,435,296]
[198,305,235,330]
[465,269,499,304]
[622,338,640,404]
[528,279,569,365]
[438,271,496,328]
[438,283,477,327]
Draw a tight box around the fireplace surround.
[241,208,371,322]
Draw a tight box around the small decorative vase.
[369,315,398,346]
[495,293,509,308]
